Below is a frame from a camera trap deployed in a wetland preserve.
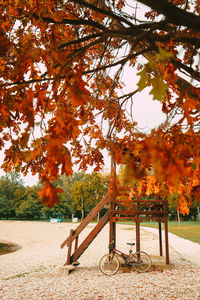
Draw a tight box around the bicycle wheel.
[99,254,120,275]
[132,251,152,273]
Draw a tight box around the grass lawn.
[118,220,200,244]
[140,221,200,244]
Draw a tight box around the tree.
[167,193,181,224]
[0,172,24,217]
[72,181,86,220]
[0,1,200,212]
[71,172,107,220]
[42,172,85,218]
[16,187,42,219]
[0,195,15,219]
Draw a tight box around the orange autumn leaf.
[38,180,63,208]
[128,187,136,200]
[67,73,91,106]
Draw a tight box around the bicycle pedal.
[127,242,135,246]
[72,261,80,266]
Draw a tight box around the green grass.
[140,221,200,244]
[118,220,200,244]
[3,266,47,280]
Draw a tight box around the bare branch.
[137,0,200,31]
[58,33,103,49]
[171,58,200,83]
[85,46,156,74]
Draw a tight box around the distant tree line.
[0,171,199,222]
[0,171,109,221]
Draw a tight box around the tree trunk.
[177,209,180,225]
[81,198,84,221]
[197,206,200,221]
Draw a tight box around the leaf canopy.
[0,0,200,211]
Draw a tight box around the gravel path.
[0,221,200,300]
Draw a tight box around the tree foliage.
[0,0,200,211]
[0,171,108,220]
[0,172,24,218]
[71,172,107,220]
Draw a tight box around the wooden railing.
[61,194,110,266]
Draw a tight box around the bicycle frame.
[112,248,129,262]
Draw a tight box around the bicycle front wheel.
[99,254,120,275]
[132,251,152,273]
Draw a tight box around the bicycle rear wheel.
[132,251,152,273]
[99,254,120,275]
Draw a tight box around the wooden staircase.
[60,194,110,268]
[60,186,170,273]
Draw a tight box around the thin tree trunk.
[177,209,180,225]
[81,198,84,221]
[197,206,200,221]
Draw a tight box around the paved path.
[143,227,200,266]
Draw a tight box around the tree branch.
[71,0,134,28]
[137,0,200,31]
[84,46,155,74]
[58,33,103,49]
[171,58,200,83]
[32,13,106,31]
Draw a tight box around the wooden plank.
[111,210,166,215]
[74,236,79,252]
[116,202,137,206]
[164,201,170,265]
[159,222,163,256]
[70,211,110,263]
[113,216,165,222]
[109,215,116,249]
[66,229,73,265]
[136,220,140,252]
[116,200,164,205]
[61,195,109,249]
[136,195,140,252]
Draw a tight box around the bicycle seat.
[127,242,135,246]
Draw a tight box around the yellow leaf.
[156,47,173,61]
[150,77,168,101]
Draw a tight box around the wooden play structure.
[60,176,169,271]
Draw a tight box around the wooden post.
[109,215,116,248]
[109,156,116,248]
[71,211,110,262]
[61,195,109,249]
[136,194,140,252]
[158,222,163,256]
[66,229,73,265]
[136,220,140,252]
[74,236,79,252]
[164,200,169,264]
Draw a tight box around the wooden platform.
[119,255,172,273]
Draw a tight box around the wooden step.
[61,194,109,249]
[65,211,110,265]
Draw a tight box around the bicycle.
[99,242,152,275]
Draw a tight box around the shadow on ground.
[0,241,21,255]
